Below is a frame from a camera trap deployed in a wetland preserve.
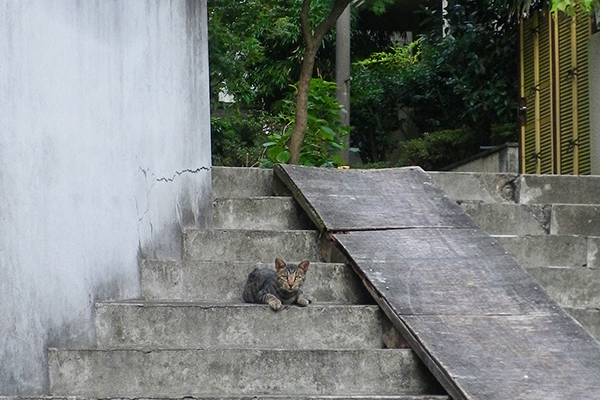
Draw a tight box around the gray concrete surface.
[526,267,600,308]
[183,229,322,262]
[0,1,211,394]
[427,172,518,203]
[429,172,600,206]
[564,308,600,342]
[494,235,599,270]
[550,205,600,236]
[445,143,519,173]
[517,175,600,205]
[463,202,600,236]
[213,197,314,230]
[212,167,274,198]
[140,260,372,304]
[95,303,388,349]
[0,397,450,400]
[48,349,440,397]
[461,203,550,235]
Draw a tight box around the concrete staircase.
[45,166,448,400]
[430,172,600,341]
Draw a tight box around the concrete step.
[464,202,600,236]
[48,348,443,397]
[564,307,600,342]
[183,229,322,262]
[0,397,451,400]
[429,171,600,205]
[212,197,314,230]
[516,174,600,205]
[141,260,372,304]
[462,202,549,235]
[493,235,599,269]
[212,166,275,198]
[526,266,600,309]
[95,303,388,350]
[493,235,600,308]
[428,171,517,203]
[549,204,600,236]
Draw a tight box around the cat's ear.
[297,260,310,273]
[275,258,286,270]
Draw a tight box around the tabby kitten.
[242,258,310,311]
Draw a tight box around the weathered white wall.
[590,33,600,175]
[0,0,211,394]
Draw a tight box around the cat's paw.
[268,298,282,311]
[296,296,310,307]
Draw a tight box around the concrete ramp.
[275,165,600,400]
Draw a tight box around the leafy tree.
[287,0,352,164]
[208,0,341,167]
[551,0,600,13]
[208,0,398,167]
[516,0,599,18]
[351,0,519,165]
[287,0,398,164]
[261,79,351,168]
[208,0,337,109]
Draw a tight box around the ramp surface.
[275,165,600,400]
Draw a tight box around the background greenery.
[209,0,520,170]
[351,0,519,166]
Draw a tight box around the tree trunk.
[289,44,317,164]
[288,0,352,165]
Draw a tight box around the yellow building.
[519,7,598,174]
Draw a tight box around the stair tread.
[94,302,389,350]
[2,397,451,400]
[140,259,372,304]
[97,300,378,307]
[48,348,442,397]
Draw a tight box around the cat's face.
[275,258,309,291]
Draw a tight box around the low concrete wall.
[0,1,211,394]
[443,143,519,173]
[590,32,600,175]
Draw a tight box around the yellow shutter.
[519,8,592,175]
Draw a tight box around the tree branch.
[313,0,352,43]
[300,0,312,45]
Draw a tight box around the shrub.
[260,79,354,168]
[396,127,480,170]
[211,109,280,167]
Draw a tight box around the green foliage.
[351,0,519,166]
[551,0,599,15]
[208,0,340,109]
[396,123,518,170]
[490,122,519,145]
[261,79,352,168]
[365,0,403,15]
[396,127,480,170]
[354,40,421,69]
[211,109,281,167]
[351,41,419,163]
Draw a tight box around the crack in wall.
[136,166,211,223]
[135,166,212,257]
[155,166,212,183]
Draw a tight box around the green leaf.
[320,126,336,140]
[267,146,284,160]
[331,155,345,166]
[330,141,344,150]
[276,150,291,163]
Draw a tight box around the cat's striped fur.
[242,258,310,311]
